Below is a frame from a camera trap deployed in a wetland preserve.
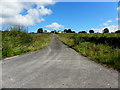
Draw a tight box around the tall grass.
[57,33,120,48]
[2,31,52,58]
[57,33,120,71]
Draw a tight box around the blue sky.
[28,2,118,33]
[1,1,119,33]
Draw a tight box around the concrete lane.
[2,34,118,88]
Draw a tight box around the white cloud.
[38,6,52,15]
[45,22,64,29]
[0,0,55,26]
[103,23,109,26]
[100,20,112,26]
[117,7,120,11]
[107,20,112,23]
[92,25,118,33]
[116,17,120,21]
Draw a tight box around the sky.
[0,0,119,33]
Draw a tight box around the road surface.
[2,34,118,88]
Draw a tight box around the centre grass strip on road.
[2,31,52,58]
[57,33,120,71]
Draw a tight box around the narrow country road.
[2,34,118,88]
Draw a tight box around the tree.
[115,30,120,33]
[51,31,54,33]
[63,29,75,33]
[79,31,87,33]
[37,28,43,33]
[103,28,109,33]
[72,31,75,33]
[9,25,28,33]
[64,29,68,33]
[44,30,47,33]
[89,30,94,33]
[68,29,72,33]
[54,30,57,34]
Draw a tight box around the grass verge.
[57,33,120,71]
[2,31,52,58]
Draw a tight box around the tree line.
[78,28,120,33]
[37,27,120,33]
[3,25,120,34]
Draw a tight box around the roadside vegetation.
[57,33,120,71]
[2,27,52,58]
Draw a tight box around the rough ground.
[2,34,118,88]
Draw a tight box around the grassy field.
[57,33,120,71]
[2,31,52,58]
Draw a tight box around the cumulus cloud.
[107,20,112,22]
[45,22,64,29]
[92,25,118,33]
[0,0,55,26]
